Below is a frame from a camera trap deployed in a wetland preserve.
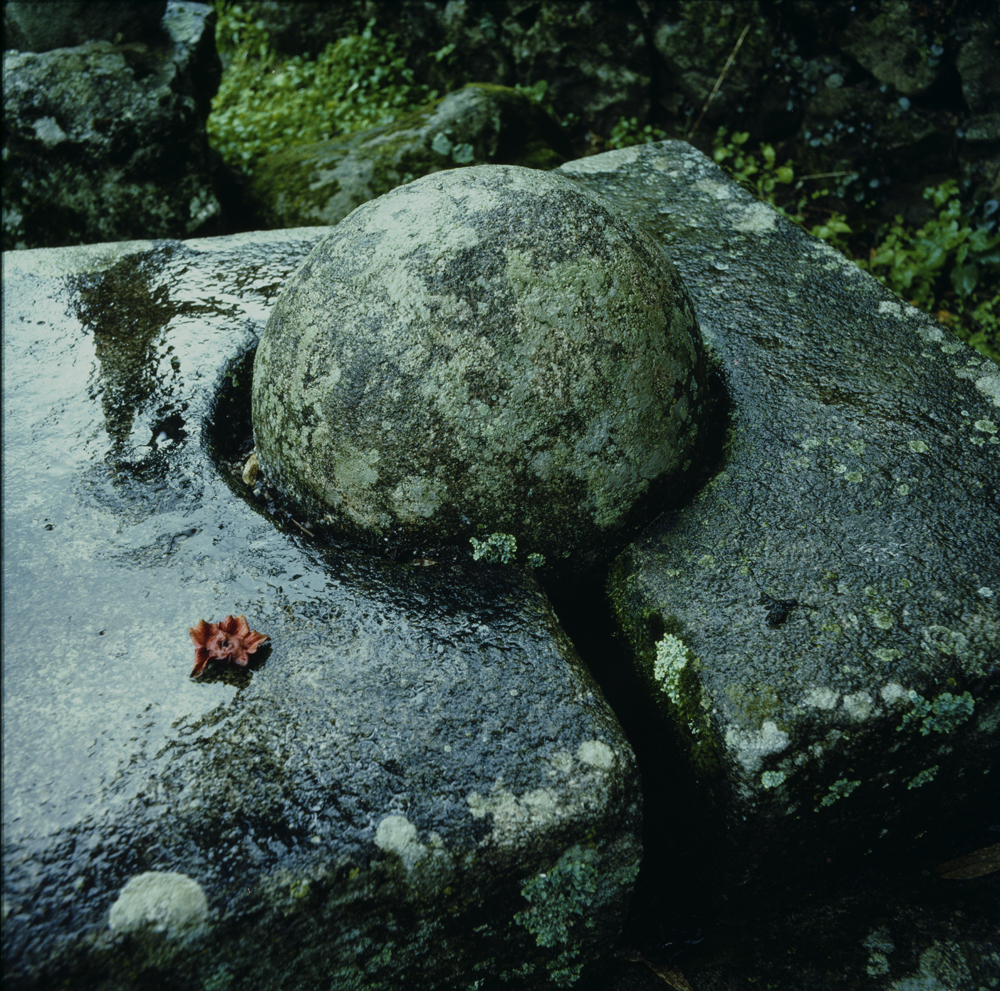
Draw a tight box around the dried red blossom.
[189,615,270,678]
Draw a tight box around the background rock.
[836,0,938,96]
[251,164,711,573]
[2,1,221,250]
[501,0,651,135]
[3,0,167,53]
[245,83,572,229]
[650,0,774,123]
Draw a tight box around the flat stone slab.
[565,143,1000,897]
[1,231,641,990]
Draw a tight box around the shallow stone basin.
[1,231,641,990]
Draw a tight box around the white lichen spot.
[864,926,895,976]
[977,587,994,598]
[577,740,614,769]
[843,691,874,720]
[881,682,909,704]
[804,687,839,710]
[847,439,865,455]
[801,437,823,450]
[33,116,68,147]
[693,179,732,200]
[973,419,997,434]
[733,201,777,232]
[907,439,929,453]
[896,483,910,496]
[725,720,790,772]
[374,815,427,872]
[654,634,691,703]
[865,605,895,630]
[108,872,208,938]
[974,371,1000,407]
[873,648,902,664]
[557,145,642,174]
[761,770,786,789]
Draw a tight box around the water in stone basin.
[2,230,641,990]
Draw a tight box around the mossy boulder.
[252,163,712,572]
[244,82,572,229]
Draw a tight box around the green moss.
[725,682,781,729]
[208,9,439,177]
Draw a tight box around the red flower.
[189,615,270,678]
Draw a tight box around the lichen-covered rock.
[245,83,572,229]
[2,0,221,250]
[3,0,167,53]
[3,230,642,991]
[252,164,711,572]
[574,141,1000,904]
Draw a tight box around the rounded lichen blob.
[251,164,711,571]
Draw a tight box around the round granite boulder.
[251,164,710,571]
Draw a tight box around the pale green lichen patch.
[907,439,929,453]
[897,691,975,736]
[761,770,786,789]
[654,634,695,705]
[650,632,717,771]
[907,765,939,789]
[817,777,861,810]
[973,418,997,434]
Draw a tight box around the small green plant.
[208,4,436,175]
[858,181,1000,361]
[710,127,1000,363]
[606,116,667,150]
[712,128,796,199]
[469,532,518,564]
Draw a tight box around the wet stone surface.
[1,231,641,990]
[3,142,998,991]
[565,143,1000,905]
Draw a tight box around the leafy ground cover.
[610,120,1000,364]
[207,3,998,364]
